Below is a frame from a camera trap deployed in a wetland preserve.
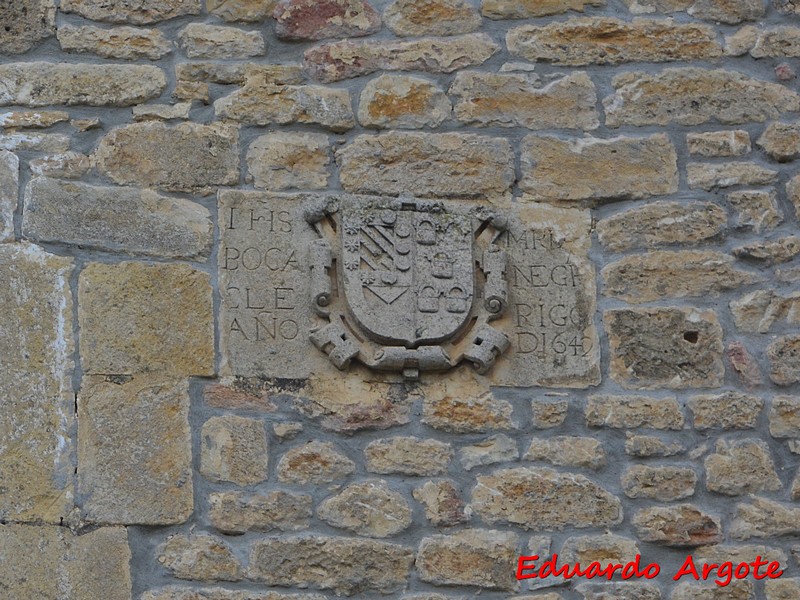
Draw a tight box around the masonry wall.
[2,0,800,599]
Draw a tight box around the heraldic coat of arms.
[306,196,510,380]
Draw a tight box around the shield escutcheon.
[340,205,475,347]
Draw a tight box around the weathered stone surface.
[0,151,16,242]
[586,396,684,429]
[78,376,192,525]
[413,480,469,526]
[735,237,800,266]
[215,81,354,131]
[421,371,516,432]
[416,529,518,591]
[274,0,380,40]
[57,24,172,59]
[366,437,452,475]
[731,290,800,332]
[531,398,569,428]
[767,579,800,600]
[0,63,166,107]
[385,0,480,36]
[451,71,597,130]
[671,581,754,600]
[200,415,268,486]
[274,422,303,439]
[482,0,604,18]
[23,177,212,260]
[249,536,414,594]
[491,204,601,388]
[758,122,800,161]
[747,27,800,58]
[133,102,192,121]
[524,436,606,470]
[560,534,640,565]
[60,0,201,23]
[597,202,726,252]
[769,396,800,438]
[461,434,519,470]
[209,491,311,534]
[622,465,697,500]
[338,132,513,198]
[576,583,662,600]
[203,378,276,412]
[606,307,724,390]
[687,130,751,156]
[208,0,275,21]
[178,24,265,59]
[633,505,722,547]
[728,189,783,232]
[727,341,763,389]
[690,0,764,23]
[0,132,70,153]
[178,62,305,86]
[603,251,758,304]
[731,497,800,540]
[359,74,451,129]
[0,525,131,600]
[0,0,55,54]
[303,33,499,83]
[687,162,778,190]
[160,534,243,582]
[277,441,355,484]
[0,244,73,523]
[318,480,412,537]
[688,392,763,429]
[0,110,69,129]
[508,19,721,65]
[694,544,787,570]
[705,439,781,495]
[625,434,684,457]
[520,134,678,204]
[79,262,213,377]
[472,467,623,530]
[604,68,800,128]
[143,589,327,600]
[247,132,329,190]
[96,122,238,194]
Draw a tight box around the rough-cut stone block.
[576,583,662,600]
[337,132,513,198]
[0,151,17,242]
[507,18,721,65]
[246,132,330,190]
[317,480,412,537]
[57,24,172,59]
[95,122,239,194]
[524,436,606,470]
[492,204,601,387]
[0,244,73,523]
[461,434,519,470]
[769,396,800,437]
[0,525,131,599]
[0,132,70,153]
[0,0,55,54]
[688,392,763,429]
[758,121,800,161]
[0,110,69,129]
[450,71,598,130]
[602,251,758,304]
[520,134,678,204]
[209,490,312,534]
[597,201,726,252]
[277,441,355,484]
[359,74,451,129]
[365,437,452,475]
[274,0,381,40]
[413,480,469,526]
[23,177,212,260]
[178,24,265,59]
[60,0,201,23]
[471,467,622,530]
[625,434,684,457]
[133,102,192,121]
[208,0,275,21]
[215,81,354,132]
[416,529,518,591]
[687,162,777,190]
[731,497,800,540]
[687,130,751,156]
[0,63,166,107]
[748,27,800,58]
[728,189,782,232]
[200,415,268,486]
[79,262,214,376]
[690,0,763,23]
[766,579,800,599]
[482,0,604,18]
[586,395,684,429]
[604,68,800,127]
[734,236,800,265]
[531,398,569,428]
[633,505,722,547]
[560,534,639,565]
[385,0,481,36]
[705,438,781,495]
[672,581,754,600]
[694,544,787,569]
[606,307,724,390]
[731,290,800,333]
[421,370,516,432]
[159,534,243,582]
[78,376,193,525]
[303,33,498,83]
[248,536,414,595]
[622,465,696,501]
[768,335,800,385]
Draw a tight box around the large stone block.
[207,0,275,21]
[57,24,172,60]
[274,0,381,40]
[178,24,266,59]
[60,0,201,23]
[359,74,452,129]
[317,480,412,537]
[482,0,604,18]
[209,490,312,534]
[385,0,481,36]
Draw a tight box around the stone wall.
[1,0,800,599]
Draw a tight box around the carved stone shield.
[340,204,474,347]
